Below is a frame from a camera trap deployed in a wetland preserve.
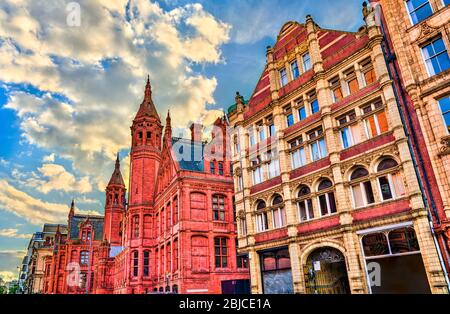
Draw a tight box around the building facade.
[228,7,449,294]
[369,0,450,272]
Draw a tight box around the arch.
[377,158,399,172]
[370,154,401,173]
[317,178,333,191]
[300,240,347,262]
[350,167,369,181]
[297,185,311,198]
[271,194,284,206]
[255,199,267,211]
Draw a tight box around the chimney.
[190,123,203,142]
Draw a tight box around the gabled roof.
[243,20,368,119]
[69,215,104,241]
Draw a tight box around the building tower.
[103,153,126,246]
[128,76,163,209]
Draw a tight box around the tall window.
[143,251,150,277]
[360,58,376,86]
[406,0,433,25]
[350,167,375,208]
[132,215,139,239]
[271,195,286,229]
[257,122,266,142]
[239,216,247,236]
[298,105,307,121]
[267,115,276,137]
[291,60,300,79]
[297,185,314,222]
[302,52,312,71]
[80,251,89,265]
[266,150,280,179]
[377,158,406,201]
[308,128,327,161]
[285,106,294,127]
[362,100,389,139]
[289,136,306,169]
[317,179,337,216]
[308,90,319,114]
[251,156,263,185]
[248,127,256,147]
[338,110,362,149]
[210,161,216,174]
[422,37,450,76]
[233,135,240,155]
[256,201,269,232]
[213,195,226,221]
[345,67,359,95]
[329,76,343,103]
[214,237,228,268]
[218,162,224,175]
[132,251,138,277]
[173,197,179,225]
[280,68,288,86]
[173,239,179,271]
[438,96,450,133]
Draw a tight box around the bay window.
[132,251,138,277]
[132,215,139,239]
[143,251,150,277]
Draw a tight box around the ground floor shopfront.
[246,217,449,294]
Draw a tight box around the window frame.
[421,37,450,77]
[280,68,288,87]
[212,195,226,222]
[405,0,433,25]
[214,237,228,268]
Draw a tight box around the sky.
[0,0,363,281]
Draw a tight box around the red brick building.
[42,78,250,294]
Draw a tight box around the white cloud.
[42,153,55,163]
[34,163,92,194]
[0,229,32,239]
[0,0,231,190]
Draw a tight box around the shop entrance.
[260,247,294,294]
[304,247,350,294]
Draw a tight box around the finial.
[145,75,151,98]
[69,199,75,216]
[115,152,120,169]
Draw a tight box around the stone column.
[343,231,367,294]
[288,242,304,293]
[249,249,263,294]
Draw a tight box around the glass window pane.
[352,185,364,208]
[364,181,375,204]
[298,107,307,120]
[311,99,319,114]
[319,138,327,157]
[437,52,450,72]
[389,228,420,254]
[328,193,337,213]
[362,233,390,256]
[379,176,393,200]
[319,195,328,216]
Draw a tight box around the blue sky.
[0,0,363,281]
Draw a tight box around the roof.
[171,137,205,172]
[108,154,125,186]
[69,215,104,241]
[239,20,368,119]
[134,76,160,122]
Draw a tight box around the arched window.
[297,185,314,222]
[143,251,150,277]
[255,200,268,232]
[132,251,138,277]
[132,215,140,239]
[271,194,286,229]
[214,237,228,268]
[317,179,337,216]
[376,158,405,201]
[350,167,375,208]
[212,195,226,221]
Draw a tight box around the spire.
[108,153,125,186]
[69,199,75,216]
[164,110,172,139]
[134,75,160,121]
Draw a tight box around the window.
[267,116,276,137]
[213,195,226,221]
[256,201,269,232]
[360,58,376,86]
[237,254,249,269]
[218,162,224,175]
[173,239,179,271]
[239,216,247,236]
[146,131,151,139]
[302,53,312,71]
[80,251,89,265]
[329,76,343,103]
[280,68,288,86]
[406,0,433,25]
[132,215,139,239]
[233,135,240,154]
[236,174,244,192]
[308,90,319,114]
[291,60,300,79]
[438,96,450,133]
[298,105,307,121]
[289,136,306,169]
[266,150,280,179]
[285,106,294,127]
[210,161,216,174]
[337,110,362,149]
[317,179,337,216]
[248,127,256,147]
[350,167,375,208]
[252,156,263,185]
[422,37,450,76]
[345,68,359,95]
[271,195,286,229]
[132,251,138,277]
[214,237,228,268]
[143,251,150,277]
[257,123,266,142]
[297,185,314,222]
[308,128,327,161]
[173,197,179,225]
[362,100,389,138]
[377,158,406,201]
